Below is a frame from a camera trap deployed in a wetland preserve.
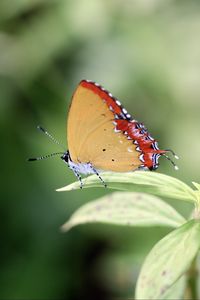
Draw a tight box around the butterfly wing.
[67,80,141,172]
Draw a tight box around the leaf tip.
[56,186,76,192]
[60,222,72,232]
[56,187,65,192]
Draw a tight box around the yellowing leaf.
[57,171,197,204]
[161,275,186,300]
[135,220,200,300]
[62,192,185,231]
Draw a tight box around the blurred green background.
[1,0,200,299]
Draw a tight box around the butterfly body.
[62,152,97,175]
[66,79,168,179]
[61,151,106,188]
[28,79,178,188]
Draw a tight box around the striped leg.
[89,163,107,188]
[69,166,83,189]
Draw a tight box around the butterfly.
[28,79,178,188]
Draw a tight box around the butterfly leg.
[69,166,83,189]
[89,163,107,188]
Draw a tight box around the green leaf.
[161,275,186,300]
[61,192,186,231]
[135,220,200,300]
[57,171,197,204]
[192,182,200,208]
[192,182,200,191]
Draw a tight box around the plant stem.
[193,205,200,220]
[184,256,199,300]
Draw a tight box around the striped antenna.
[37,126,65,150]
[27,152,64,162]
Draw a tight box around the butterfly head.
[61,151,70,163]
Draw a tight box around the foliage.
[2,0,200,299]
[59,172,200,299]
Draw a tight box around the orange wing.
[67,81,141,172]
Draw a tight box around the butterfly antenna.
[163,154,179,170]
[28,152,64,162]
[165,148,179,160]
[37,125,65,150]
